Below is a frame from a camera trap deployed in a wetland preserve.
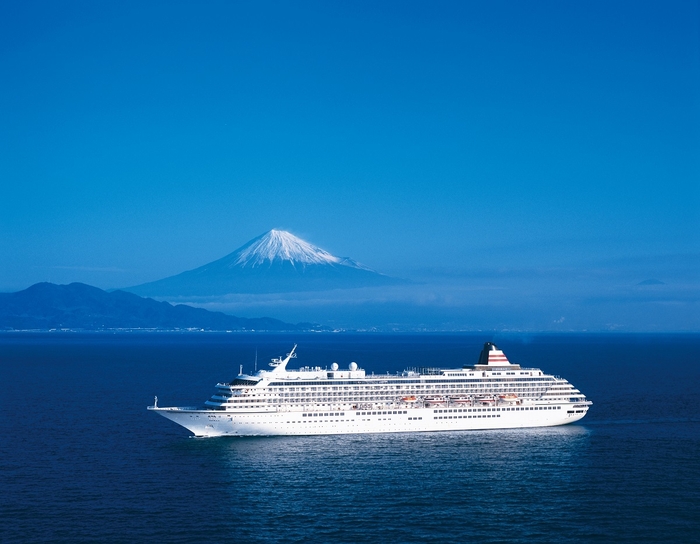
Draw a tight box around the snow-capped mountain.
[124,230,404,297]
[230,229,371,270]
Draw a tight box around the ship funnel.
[477,342,511,366]
[477,342,496,365]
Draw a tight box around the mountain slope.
[0,282,315,330]
[125,229,404,297]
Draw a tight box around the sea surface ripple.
[1,333,699,543]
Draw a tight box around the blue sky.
[1,1,698,330]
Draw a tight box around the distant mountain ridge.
[637,279,665,285]
[124,229,404,297]
[0,282,319,331]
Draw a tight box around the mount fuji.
[124,230,405,297]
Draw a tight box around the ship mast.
[269,344,297,372]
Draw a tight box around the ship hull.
[148,403,590,437]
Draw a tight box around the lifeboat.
[424,396,445,405]
[499,394,518,402]
[401,396,418,402]
[450,396,472,404]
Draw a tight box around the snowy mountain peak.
[232,230,344,268]
[124,229,404,296]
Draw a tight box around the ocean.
[1,333,699,543]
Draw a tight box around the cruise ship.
[148,342,591,437]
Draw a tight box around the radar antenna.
[269,344,297,370]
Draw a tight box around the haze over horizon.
[1,1,698,331]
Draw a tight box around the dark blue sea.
[2,333,699,543]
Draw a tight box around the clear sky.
[1,1,698,330]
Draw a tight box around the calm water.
[1,333,699,543]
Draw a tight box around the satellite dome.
[349,362,358,371]
[331,362,339,371]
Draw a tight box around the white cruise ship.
[148,342,591,437]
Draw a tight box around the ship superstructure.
[148,343,591,437]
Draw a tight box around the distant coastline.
[0,282,327,332]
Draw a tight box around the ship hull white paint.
[149,404,589,437]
